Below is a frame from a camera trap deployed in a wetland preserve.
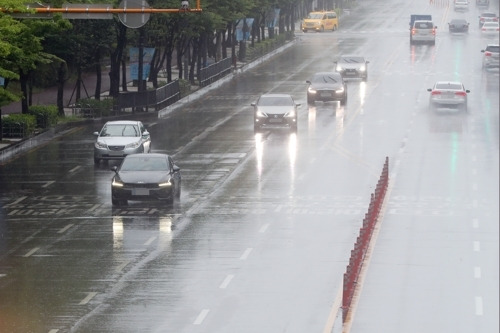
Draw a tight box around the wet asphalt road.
[0,0,499,332]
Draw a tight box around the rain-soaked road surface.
[0,0,498,332]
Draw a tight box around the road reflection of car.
[252,94,300,132]
[448,19,469,33]
[454,0,469,11]
[111,153,181,206]
[306,72,347,106]
[481,44,499,68]
[94,120,151,164]
[334,55,369,81]
[427,81,470,112]
[480,22,499,37]
[478,12,498,27]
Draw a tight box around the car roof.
[313,71,341,76]
[104,120,141,125]
[450,18,467,22]
[434,81,464,86]
[125,153,169,159]
[259,93,292,98]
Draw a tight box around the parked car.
[93,120,151,164]
[480,22,499,37]
[334,55,369,81]
[306,72,347,105]
[410,20,437,45]
[427,81,470,112]
[301,10,339,32]
[481,44,500,68]
[252,94,300,132]
[478,12,498,27]
[454,0,469,11]
[111,153,181,206]
[448,18,469,33]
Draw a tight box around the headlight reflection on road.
[288,132,297,188]
[254,132,264,181]
[359,81,367,109]
[113,216,124,251]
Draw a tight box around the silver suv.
[410,20,437,45]
[481,44,499,69]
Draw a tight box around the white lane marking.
[88,204,101,212]
[472,169,477,175]
[0,274,7,278]
[259,224,269,233]
[42,180,55,188]
[472,156,477,162]
[193,309,210,325]
[219,274,234,289]
[48,329,59,333]
[79,292,97,305]
[57,224,74,234]
[6,196,27,207]
[322,282,343,333]
[144,236,157,246]
[472,218,479,229]
[22,230,41,244]
[472,200,478,208]
[23,247,40,257]
[474,267,481,279]
[473,241,480,252]
[69,166,81,173]
[472,183,478,191]
[116,261,130,272]
[475,296,483,316]
[239,248,253,260]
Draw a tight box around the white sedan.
[481,22,499,37]
[427,81,470,112]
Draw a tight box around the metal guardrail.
[117,79,181,112]
[199,58,232,87]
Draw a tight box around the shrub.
[74,98,115,118]
[1,114,36,138]
[28,105,59,129]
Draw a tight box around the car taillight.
[412,28,416,35]
[455,91,467,97]
[485,51,492,56]
[432,28,436,35]
[431,91,441,95]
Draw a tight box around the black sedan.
[111,153,181,206]
[334,55,369,81]
[252,93,300,132]
[448,18,469,33]
[306,72,347,105]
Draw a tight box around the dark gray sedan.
[334,55,369,81]
[111,153,181,206]
[448,18,469,33]
[306,72,347,105]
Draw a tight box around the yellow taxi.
[301,11,339,32]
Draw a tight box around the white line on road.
[472,168,477,175]
[475,296,483,316]
[472,200,478,208]
[6,196,27,206]
[239,248,253,260]
[259,224,269,233]
[42,180,55,188]
[116,261,130,272]
[69,166,81,173]
[22,230,41,244]
[473,241,480,252]
[23,247,40,257]
[474,267,481,279]
[219,274,234,289]
[57,224,74,234]
[193,309,209,325]
[79,292,97,305]
[48,329,59,333]
[472,183,478,191]
[144,236,157,246]
[472,218,479,229]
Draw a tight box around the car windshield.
[120,156,168,171]
[340,57,365,63]
[450,20,467,24]
[101,124,140,137]
[307,13,324,19]
[486,45,500,52]
[312,74,339,84]
[258,96,294,106]
[415,22,432,29]
[435,83,463,90]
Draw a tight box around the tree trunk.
[109,24,127,98]
[20,71,29,114]
[94,49,102,100]
[57,61,66,116]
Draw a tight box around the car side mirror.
[296,103,302,107]
[173,165,180,172]
[306,80,311,84]
[466,90,471,93]
[427,88,432,92]
[93,131,99,136]
[142,130,150,138]
[251,103,256,106]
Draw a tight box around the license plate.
[109,151,124,156]
[345,71,355,75]
[320,92,332,97]
[269,118,283,123]
[132,188,149,196]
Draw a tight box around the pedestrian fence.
[342,156,389,323]
[199,57,232,88]
[117,79,181,113]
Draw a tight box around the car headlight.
[255,109,268,118]
[308,87,317,94]
[335,87,345,93]
[359,65,366,71]
[95,141,107,149]
[159,178,172,187]
[112,177,124,188]
[125,141,141,149]
[336,65,343,71]
[284,109,296,118]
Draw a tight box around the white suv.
[481,44,499,69]
[410,20,437,45]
